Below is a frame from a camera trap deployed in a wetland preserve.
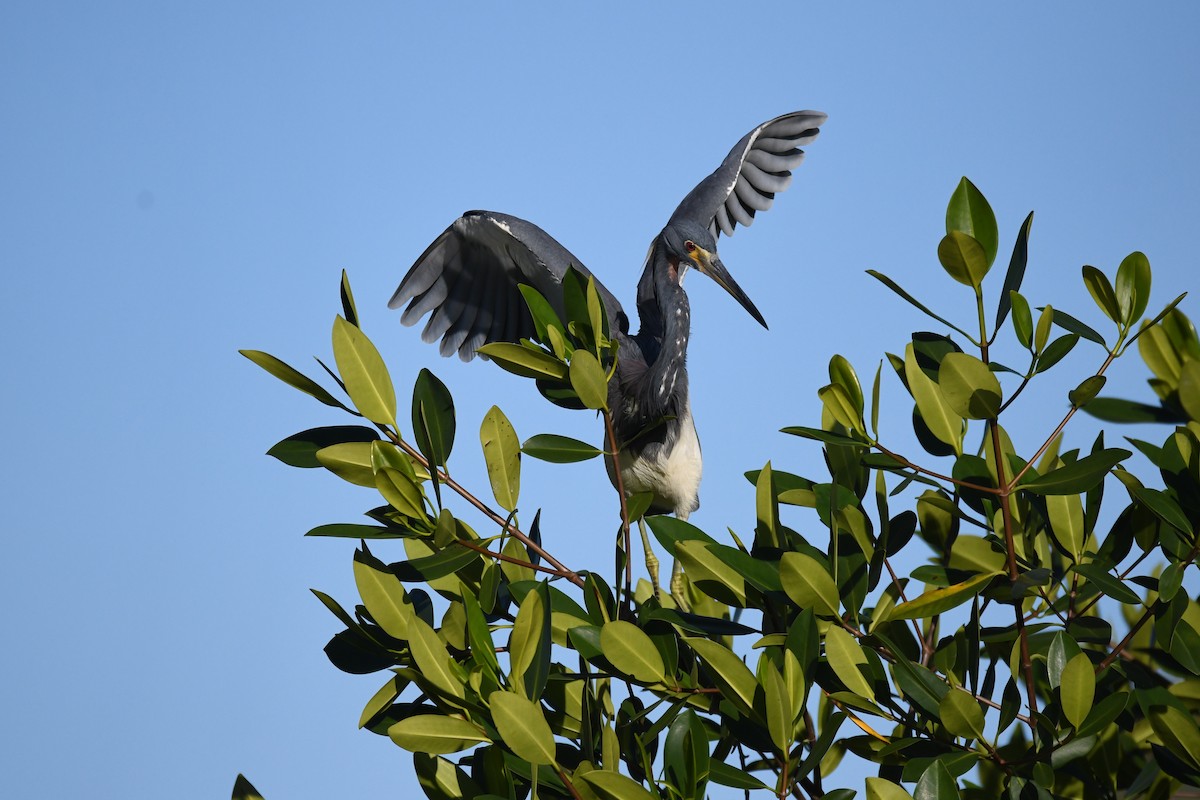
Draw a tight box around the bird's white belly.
[610,405,702,518]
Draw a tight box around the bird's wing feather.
[668,111,826,240]
[389,211,628,361]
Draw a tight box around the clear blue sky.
[3,3,1198,798]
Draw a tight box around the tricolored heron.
[389,110,826,601]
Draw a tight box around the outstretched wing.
[388,211,628,361]
[668,111,826,240]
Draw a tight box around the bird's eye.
[684,241,696,253]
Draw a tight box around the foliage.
[240,183,1200,800]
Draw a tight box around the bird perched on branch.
[389,110,826,598]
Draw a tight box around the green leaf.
[915,759,960,800]
[939,689,985,740]
[1009,290,1033,349]
[890,573,995,620]
[905,343,963,454]
[1082,397,1180,423]
[707,761,772,791]
[763,661,793,753]
[1061,653,1096,728]
[600,621,666,683]
[675,540,747,607]
[946,535,1006,575]
[994,212,1034,331]
[1019,448,1130,495]
[664,708,710,799]
[829,354,865,416]
[476,342,569,381]
[518,284,567,346]
[1035,333,1080,373]
[1083,265,1122,324]
[866,777,916,800]
[388,715,491,754]
[865,270,975,340]
[1034,304,1054,353]
[1050,308,1106,346]
[1069,375,1107,407]
[1150,704,1200,769]
[825,626,874,699]
[359,675,403,729]
[267,425,379,468]
[353,550,413,639]
[568,350,609,410]
[1116,251,1152,326]
[1180,360,1200,420]
[938,352,1002,419]
[232,775,265,800]
[412,368,455,475]
[408,616,465,701]
[332,316,396,425]
[1073,562,1143,605]
[376,466,426,519]
[315,441,376,487]
[780,426,865,447]
[307,523,405,539]
[239,349,351,411]
[489,691,557,766]
[577,770,660,800]
[946,177,999,268]
[819,383,864,433]
[1045,487,1085,562]
[480,406,520,512]
[937,232,990,288]
[1078,691,1129,738]
[521,434,602,463]
[780,552,841,618]
[686,636,758,715]
[509,583,550,699]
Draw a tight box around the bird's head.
[660,221,767,329]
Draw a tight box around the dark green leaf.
[915,758,960,800]
[1050,307,1106,346]
[1020,448,1130,495]
[780,425,866,447]
[866,270,974,340]
[995,212,1034,331]
[339,269,358,327]
[412,368,456,471]
[1034,333,1080,374]
[1082,397,1181,424]
[232,775,264,800]
[521,433,602,463]
[267,425,379,468]
[1116,251,1152,326]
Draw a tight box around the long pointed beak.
[700,255,768,329]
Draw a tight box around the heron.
[389,110,826,602]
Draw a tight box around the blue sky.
[3,3,1199,798]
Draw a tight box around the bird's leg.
[670,511,692,612]
[636,516,662,602]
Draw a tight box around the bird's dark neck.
[635,240,691,359]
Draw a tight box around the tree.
[239,179,1200,800]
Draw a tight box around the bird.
[389,110,826,600]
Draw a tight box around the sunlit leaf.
[780,552,840,618]
[686,636,757,715]
[939,689,985,740]
[937,231,990,288]
[1082,266,1121,325]
[946,177,998,267]
[601,621,666,683]
[1061,653,1096,728]
[825,626,875,699]
[268,425,379,468]
[388,715,490,754]
[938,352,1002,419]
[480,406,520,512]
[332,316,396,425]
[490,691,556,765]
[477,342,569,381]
[866,777,916,800]
[569,350,609,410]
[891,573,995,620]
